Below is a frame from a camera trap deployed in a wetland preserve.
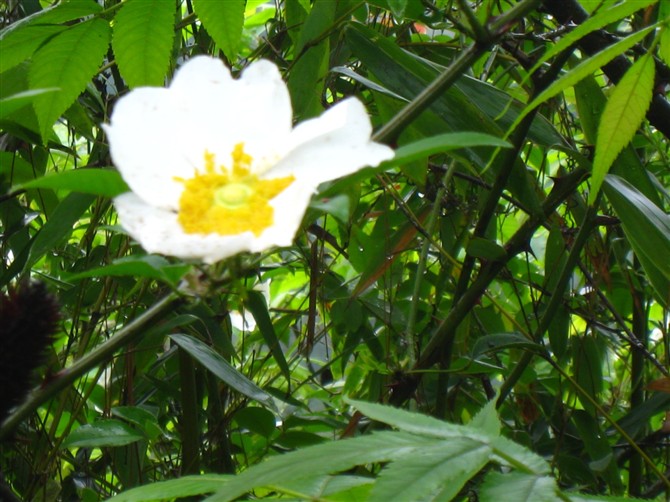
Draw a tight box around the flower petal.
[114,193,259,263]
[267,98,394,186]
[105,57,294,210]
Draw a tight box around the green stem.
[0,291,183,441]
[497,200,599,407]
[179,347,201,475]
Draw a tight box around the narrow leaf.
[62,420,144,448]
[26,192,95,270]
[506,24,656,137]
[193,0,246,61]
[29,18,110,142]
[523,0,658,85]
[67,255,189,286]
[112,0,175,88]
[0,88,59,120]
[17,168,129,197]
[589,52,655,204]
[245,291,291,383]
[383,132,511,168]
[169,333,279,412]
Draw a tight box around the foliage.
[1,0,670,501]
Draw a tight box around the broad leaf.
[107,475,230,502]
[67,255,189,286]
[589,52,655,204]
[0,88,59,120]
[0,25,65,74]
[371,440,490,502]
[29,18,110,142]
[112,0,175,88]
[193,0,246,62]
[479,472,560,502]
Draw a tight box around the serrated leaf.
[479,472,560,502]
[0,25,65,74]
[17,168,129,197]
[209,431,437,501]
[469,397,501,437]
[29,18,110,142]
[506,24,656,137]
[522,0,658,86]
[193,0,245,61]
[371,440,490,502]
[589,52,655,204]
[107,474,230,502]
[660,18,670,66]
[0,0,101,40]
[62,419,145,448]
[169,333,279,412]
[347,398,488,441]
[112,0,175,88]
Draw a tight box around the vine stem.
[0,290,183,441]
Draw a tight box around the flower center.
[175,143,294,237]
[214,183,252,208]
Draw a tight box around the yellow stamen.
[175,143,294,237]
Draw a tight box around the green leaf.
[193,0,246,62]
[603,175,670,303]
[472,333,543,358]
[479,472,560,502]
[67,255,189,286]
[288,0,336,118]
[107,475,230,502]
[62,419,145,448]
[112,0,175,88]
[589,52,655,204]
[466,236,507,261]
[371,440,490,502]
[506,24,657,138]
[29,18,110,142]
[26,192,95,270]
[245,290,291,383]
[386,0,408,19]
[17,168,129,197]
[0,25,65,74]
[522,0,658,86]
[210,431,438,501]
[384,132,511,167]
[0,88,59,120]
[347,397,489,441]
[0,0,101,42]
[169,333,279,412]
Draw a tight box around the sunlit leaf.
[589,52,655,204]
[17,168,129,197]
[193,0,245,62]
[28,18,110,142]
[112,0,175,88]
[506,24,656,137]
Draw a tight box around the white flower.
[104,56,394,264]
